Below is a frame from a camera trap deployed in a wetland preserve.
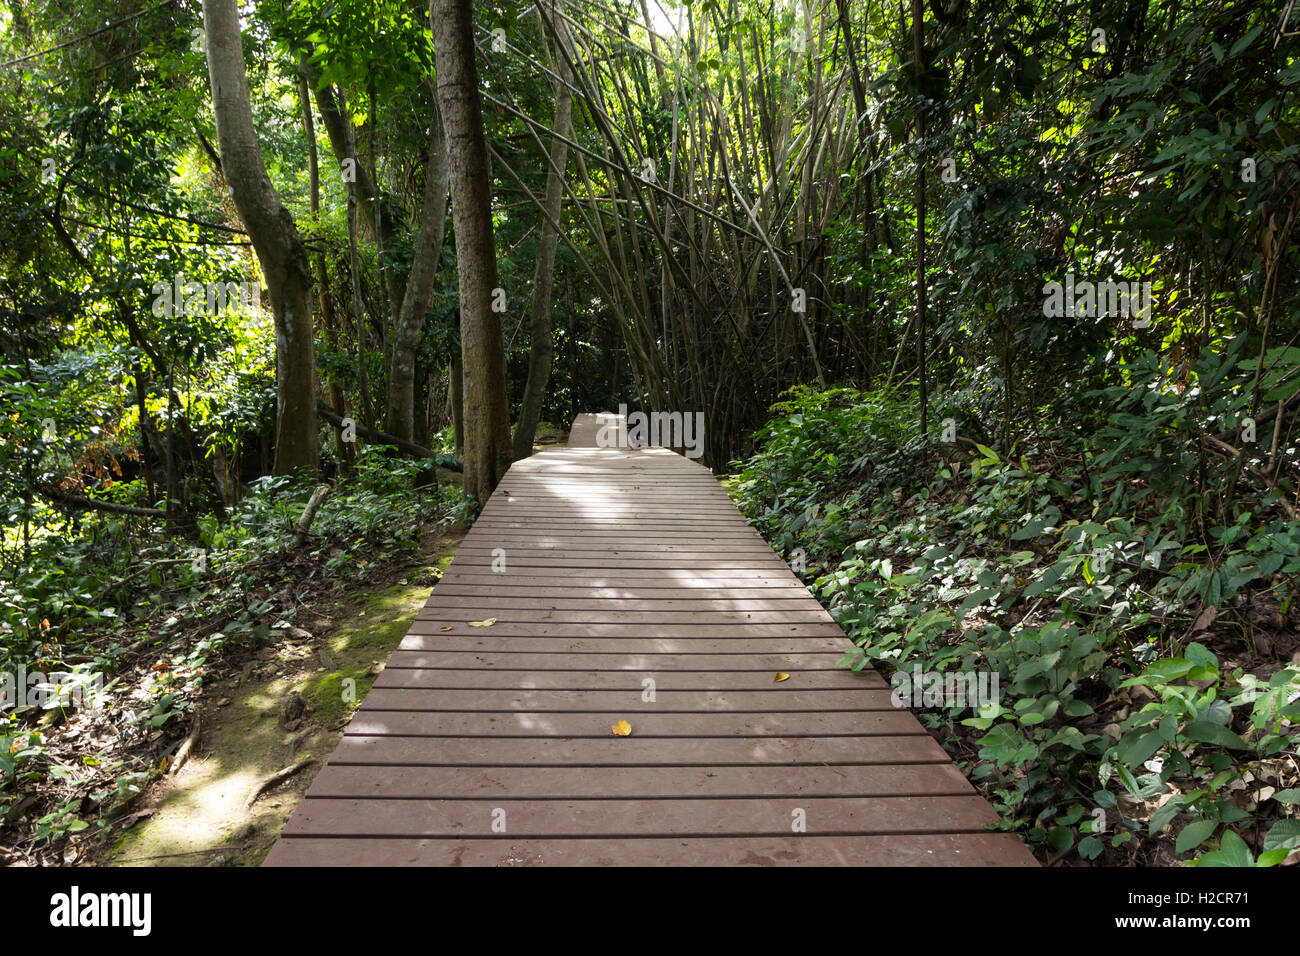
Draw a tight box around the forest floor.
[18,434,567,868]
[96,528,463,867]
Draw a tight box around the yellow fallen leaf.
[439,626,454,632]
[774,672,790,682]
[468,618,497,627]
[611,720,632,736]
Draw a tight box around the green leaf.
[1196,829,1254,867]
[1149,795,1188,834]
[1047,826,1074,852]
[1011,518,1046,541]
[959,587,999,610]
[1262,819,1300,852]
[1229,26,1264,59]
[1257,553,1285,578]
[1175,818,1218,855]
[1077,835,1104,860]
[1183,720,1249,750]
[1117,731,1163,768]
[1256,848,1290,867]
[1116,764,1141,796]
[1136,657,1195,684]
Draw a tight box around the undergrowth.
[731,370,1300,867]
[0,443,473,862]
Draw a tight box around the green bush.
[732,382,1300,865]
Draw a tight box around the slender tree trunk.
[308,61,449,444]
[385,81,450,442]
[912,0,929,436]
[309,77,408,319]
[512,1,574,461]
[298,61,351,465]
[204,0,318,474]
[433,0,512,500]
[346,170,373,433]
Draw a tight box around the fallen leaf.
[774,672,790,682]
[611,720,632,736]
[439,626,454,632]
[468,618,497,627]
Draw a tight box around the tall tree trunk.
[450,357,464,453]
[309,77,408,319]
[912,0,929,436]
[433,0,512,501]
[385,81,450,442]
[204,0,318,474]
[308,61,449,444]
[298,61,351,465]
[512,1,574,461]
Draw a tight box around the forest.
[1,0,1299,871]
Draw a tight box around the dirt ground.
[98,533,463,867]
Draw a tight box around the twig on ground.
[245,757,316,810]
[170,714,201,775]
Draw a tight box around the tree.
[305,64,449,443]
[511,0,574,461]
[385,83,449,443]
[912,0,929,438]
[432,0,512,500]
[204,0,318,474]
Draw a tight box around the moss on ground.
[101,539,460,867]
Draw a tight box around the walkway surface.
[264,414,1036,866]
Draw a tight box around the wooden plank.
[452,541,774,548]
[265,833,1036,867]
[413,609,836,624]
[359,689,900,711]
[328,735,947,764]
[371,668,885,690]
[422,597,825,613]
[435,573,803,588]
[445,558,793,569]
[430,584,817,600]
[383,651,846,670]
[397,624,842,639]
[341,710,920,737]
[302,762,971,798]
[391,636,850,654]
[282,795,998,837]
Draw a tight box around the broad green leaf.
[1182,720,1249,750]
[1263,819,1300,852]
[1175,818,1218,855]
[1195,829,1254,867]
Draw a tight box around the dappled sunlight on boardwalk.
[263,413,1036,866]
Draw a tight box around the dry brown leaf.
[611,720,632,737]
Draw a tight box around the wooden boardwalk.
[264,414,1036,866]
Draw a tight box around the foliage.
[734,381,1300,866]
